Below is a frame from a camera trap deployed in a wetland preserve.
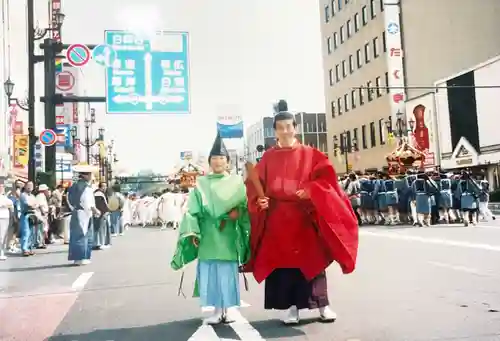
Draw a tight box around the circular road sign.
[55,70,75,91]
[39,129,57,146]
[92,44,117,67]
[66,44,91,67]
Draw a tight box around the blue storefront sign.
[103,30,190,114]
[54,124,71,147]
[216,122,244,139]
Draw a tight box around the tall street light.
[385,110,415,142]
[333,131,358,174]
[71,109,104,164]
[2,7,65,181]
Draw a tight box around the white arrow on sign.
[112,94,184,105]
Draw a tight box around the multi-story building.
[244,113,328,161]
[320,0,500,172]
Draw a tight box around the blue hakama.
[197,260,240,309]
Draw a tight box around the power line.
[350,85,500,91]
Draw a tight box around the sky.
[3,0,326,173]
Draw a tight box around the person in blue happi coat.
[373,173,387,224]
[412,173,438,227]
[384,175,399,225]
[439,175,456,223]
[456,170,481,226]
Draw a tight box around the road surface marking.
[71,272,94,291]
[360,231,500,251]
[227,308,265,340]
[188,324,219,341]
[428,261,498,278]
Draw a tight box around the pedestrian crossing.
[189,307,265,340]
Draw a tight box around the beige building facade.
[320,0,500,173]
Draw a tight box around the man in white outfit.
[0,182,14,260]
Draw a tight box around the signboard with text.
[103,30,190,114]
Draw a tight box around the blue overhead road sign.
[104,30,190,114]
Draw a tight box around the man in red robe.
[245,107,359,325]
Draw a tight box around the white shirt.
[0,194,12,219]
[80,187,96,212]
[36,193,49,215]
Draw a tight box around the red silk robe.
[246,144,359,283]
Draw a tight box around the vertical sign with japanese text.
[383,0,406,124]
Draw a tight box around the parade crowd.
[341,170,495,227]
[0,177,192,262]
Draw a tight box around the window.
[384,71,390,93]
[325,5,330,22]
[340,132,345,151]
[329,69,334,85]
[373,37,379,57]
[347,20,352,38]
[346,130,352,150]
[327,36,332,54]
[331,0,336,16]
[370,0,376,18]
[353,128,358,147]
[370,122,376,147]
[361,125,367,149]
[382,31,387,52]
[338,0,342,11]
[359,87,365,105]
[367,81,373,101]
[356,49,362,68]
[351,89,356,108]
[331,100,336,117]
[364,42,370,63]
[337,97,343,115]
[380,0,384,11]
[378,118,386,145]
[354,13,360,32]
[335,64,340,81]
[344,94,349,112]
[342,60,347,77]
[340,25,345,43]
[362,6,368,25]
[376,76,382,96]
[333,32,339,49]
[349,55,354,73]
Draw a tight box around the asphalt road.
[1,222,500,341]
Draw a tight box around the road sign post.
[66,44,91,67]
[39,129,57,146]
[104,30,190,114]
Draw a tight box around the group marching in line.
[341,170,495,227]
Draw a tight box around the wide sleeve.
[301,150,359,275]
[170,188,203,271]
[236,201,251,265]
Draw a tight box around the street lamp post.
[2,6,65,182]
[385,110,415,142]
[333,131,358,174]
[72,109,104,164]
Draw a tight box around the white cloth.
[157,193,183,223]
[36,193,49,232]
[0,194,12,219]
[81,187,96,213]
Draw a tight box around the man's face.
[275,119,296,142]
[81,173,92,182]
[25,182,34,192]
[210,156,228,174]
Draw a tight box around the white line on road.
[188,324,220,341]
[71,272,94,291]
[428,261,498,278]
[227,308,265,340]
[360,230,500,251]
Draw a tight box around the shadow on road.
[0,264,74,273]
[46,318,308,340]
[48,318,203,341]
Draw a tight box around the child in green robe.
[171,131,250,325]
